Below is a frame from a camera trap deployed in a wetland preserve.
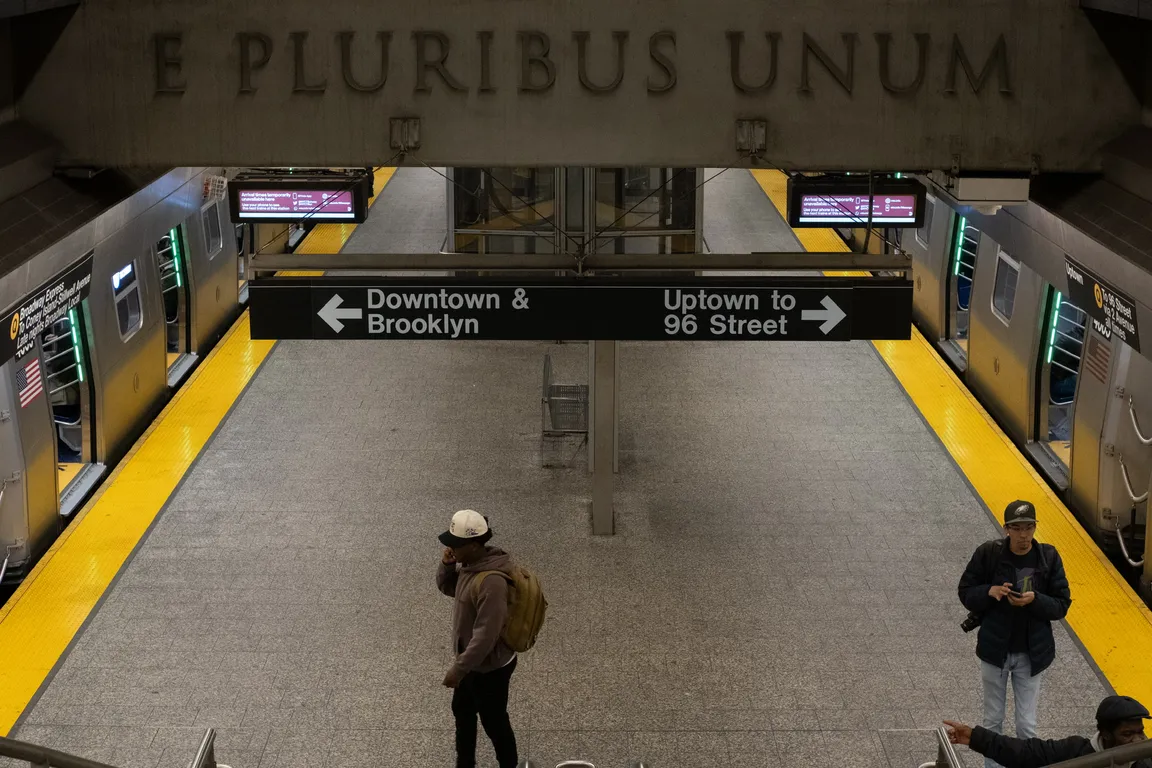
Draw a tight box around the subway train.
[0,167,251,587]
[840,165,1152,598]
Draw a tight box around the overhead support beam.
[250,251,911,273]
[0,0,79,20]
[1079,0,1152,19]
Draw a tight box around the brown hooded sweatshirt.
[436,546,517,677]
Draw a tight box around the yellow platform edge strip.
[0,167,398,735]
[0,313,275,735]
[751,168,1152,705]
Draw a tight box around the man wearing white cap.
[436,509,520,768]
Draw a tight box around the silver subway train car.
[844,157,1152,597]
[1,167,250,586]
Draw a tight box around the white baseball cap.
[438,509,490,547]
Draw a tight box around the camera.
[960,611,983,633]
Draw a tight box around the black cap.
[1004,500,1038,526]
[1097,695,1151,725]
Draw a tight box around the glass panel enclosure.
[447,167,702,256]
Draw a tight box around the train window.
[914,196,935,248]
[1040,292,1088,469]
[202,200,224,259]
[112,261,143,340]
[991,248,1021,324]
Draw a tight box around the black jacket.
[957,537,1072,675]
[970,726,1152,768]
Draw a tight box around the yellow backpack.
[473,566,548,653]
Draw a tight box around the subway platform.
[0,169,1125,768]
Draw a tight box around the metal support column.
[589,340,617,535]
[587,341,619,475]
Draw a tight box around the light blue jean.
[981,653,1042,768]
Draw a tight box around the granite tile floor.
[8,170,1110,768]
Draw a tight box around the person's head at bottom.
[438,509,493,565]
[1095,695,1149,748]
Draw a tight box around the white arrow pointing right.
[801,295,847,335]
[318,294,363,333]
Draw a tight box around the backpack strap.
[1037,542,1051,570]
[472,570,512,601]
[983,539,1005,581]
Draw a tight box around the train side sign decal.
[1065,257,1141,354]
[248,276,912,342]
[0,254,95,368]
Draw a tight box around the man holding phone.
[958,501,1073,768]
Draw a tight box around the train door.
[36,302,105,517]
[235,223,252,302]
[1034,288,1088,476]
[1,354,58,583]
[943,214,981,370]
[152,227,196,387]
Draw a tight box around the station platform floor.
[1,167,1150,768]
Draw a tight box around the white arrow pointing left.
[318,294,362,333]
[801,295,847,335]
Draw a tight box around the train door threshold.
[59,463,106,518]
[167,352,198,389]
[1024,442,1071,491]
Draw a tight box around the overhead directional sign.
[1064,257,1142,353]
[249,277,912,342]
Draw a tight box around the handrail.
[0,728,224,768]
[1115,520,1145,569]
[1129,397,1152,446]
[935,726,965,768]
[515,761,649,768]
[0,736,123,768]
[1117,454,1149,504]
[188,729,221,768]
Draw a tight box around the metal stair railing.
[516,761,650,768]
[0,728,229,768]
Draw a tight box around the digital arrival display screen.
[227,175,370,224]
[797,193,919,224]
[786,175,926,229]
[236,189,356,219]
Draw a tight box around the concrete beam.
[15,0,1140,170]
[0,0,79,20]
[249,251,912,273]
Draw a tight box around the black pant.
[451,658,518,768]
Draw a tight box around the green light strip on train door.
[68,308,84,383]
[1046,292,1063,364]
[953,217,967,276]
[169,228,183,288]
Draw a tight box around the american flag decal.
[1084,334,1111,384]
[15,358,44,408]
